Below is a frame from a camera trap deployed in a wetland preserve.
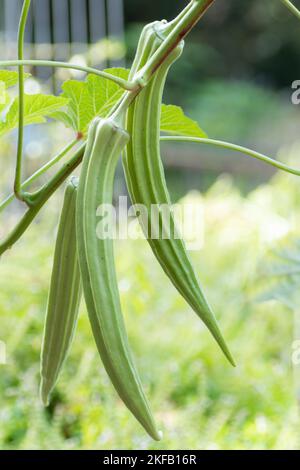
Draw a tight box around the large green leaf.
[0,71,31,115]
[54,68,130,134]
[0,94,68,137]
[57,80,94,133]
[53,68,207,138]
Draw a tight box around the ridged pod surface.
[123,22,235,366]
[40,177,81,406]
[76,117,161,441]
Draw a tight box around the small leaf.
[0,94,68,136]
[160,104,207,138]
[0,70,30,89]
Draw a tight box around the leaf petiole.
[160,136,300,177]
[0,60,137,91]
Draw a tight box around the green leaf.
[56,67,130,134]
[52,69,207,138]
[48,110,75,130]
[87,68,129,117]
[160,104,207,138]
[59,80,94,133]
[0,70,30,89]
[0,94,68,137]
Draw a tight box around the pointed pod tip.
[208,320,236,368]
[228,355,237,368]
[150,429,163,441]
[40,379,51,407]
[220,342,236,368]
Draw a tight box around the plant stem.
[14,0,31,204]
[0,60,136,90]
[139,0,215,82]
[161,136,300,176]
[280,0,300,20]
[0,139,78,212]
[111,1,215,118]
[0,143,85,256]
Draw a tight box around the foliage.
[0,71,67,137]
[0,95,68,138]
[0,68,206,139]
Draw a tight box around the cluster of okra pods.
[41,14,236,440]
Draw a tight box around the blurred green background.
[1,0,300,450]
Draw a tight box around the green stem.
[280,0,300,20]
[0,143,85,256]
[0,60,136,90]
[139,0,215,82]
[112,1,215,118]
[0,139,78,212]
[160,136,300,176]
[14,0,31,204]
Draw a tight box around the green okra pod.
[123,22,235,366]
[40,177,82,406]
[76,117,161,441]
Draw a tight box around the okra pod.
[123,22,235,366]
[40,177,82,406]
[76,117,161,441]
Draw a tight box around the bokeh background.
[1,0,300,450]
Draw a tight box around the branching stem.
[0,143,85,256]
[0,140,77,212]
